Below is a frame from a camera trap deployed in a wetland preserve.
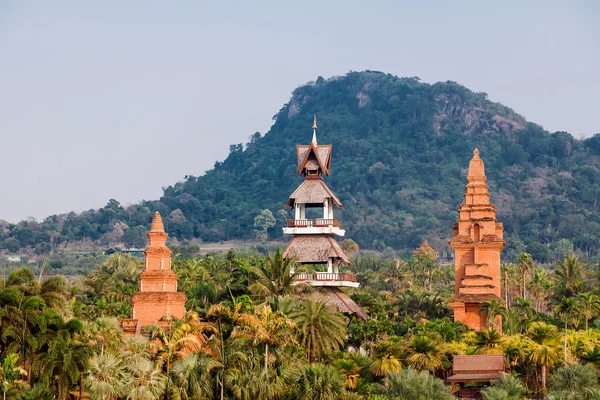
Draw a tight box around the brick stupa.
[448,149,505,332]
[122,212,186,334]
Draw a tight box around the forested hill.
[3,71,600,261]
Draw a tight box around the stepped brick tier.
[448,149,505,332]
[121,212,187,335]
[282,117,367,320]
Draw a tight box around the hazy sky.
[1,1,598,223]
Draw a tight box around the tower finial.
[150,211,165,233]
[467,148,486,182]
[311,115,318,147]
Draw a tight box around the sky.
[0,1,598,223]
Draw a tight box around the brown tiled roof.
[286,179,343,209]
[296,144,332,175]
[447,354,505,382]
[448,293,504,303]
[319,287,368,321]
[283,235,350,265]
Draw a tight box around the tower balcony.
[283,219,345,236]
[293,272,359,288]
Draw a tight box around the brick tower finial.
[148,212,168,248]
[467,148,486,182]
[150,211,165,232]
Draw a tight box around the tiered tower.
[122,212,187,334]
[448,149,505,332]
[283,116,358,288]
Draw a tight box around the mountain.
[2,71,600,262]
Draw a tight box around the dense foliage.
[3,248,600,398]
[2,71,600,261]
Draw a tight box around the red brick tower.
[448,149,505,332]
[127,212,186,332]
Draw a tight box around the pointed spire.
[467,148,486,182]
[150,212,165,233]
[311,115,318,147]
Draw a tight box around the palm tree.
[528,322,561,393]
[84,353,127,400]
[554,254,587,298]
[580,345,600,370]
[578,292,600,330]
[473,329,505,355]
[38,330,92,400]
[511,297,537,334]
[290,298,347,363]
[86,317,123,356]
[529,267,552,312]
[480,298,505,331]
[370,354,402,377]
[170,353,221,400]
[517,253,534,300]
[255,305,295,374]
[554,297,580,363]
[375,367,454,400]
[223,349,286,400]
[333,358,361,391]
[289,364,345,400]
[147,319,204,376]
[405,335,443,372]
[125,358,166,400]
[250,249,301,298]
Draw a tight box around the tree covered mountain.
[2,71,600,261]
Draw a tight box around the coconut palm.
[290,298,347,363]
[554,254,587,298]
[528,322,562,393]
[289,364,345,400]
[405,335,444,372]
[84,353,127,400]
[250,249,301,298]
[375,367,454,400]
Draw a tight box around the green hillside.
[2,71,600,261]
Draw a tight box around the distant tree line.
[1,71,600,262]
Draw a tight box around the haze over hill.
[2,71,600,262]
